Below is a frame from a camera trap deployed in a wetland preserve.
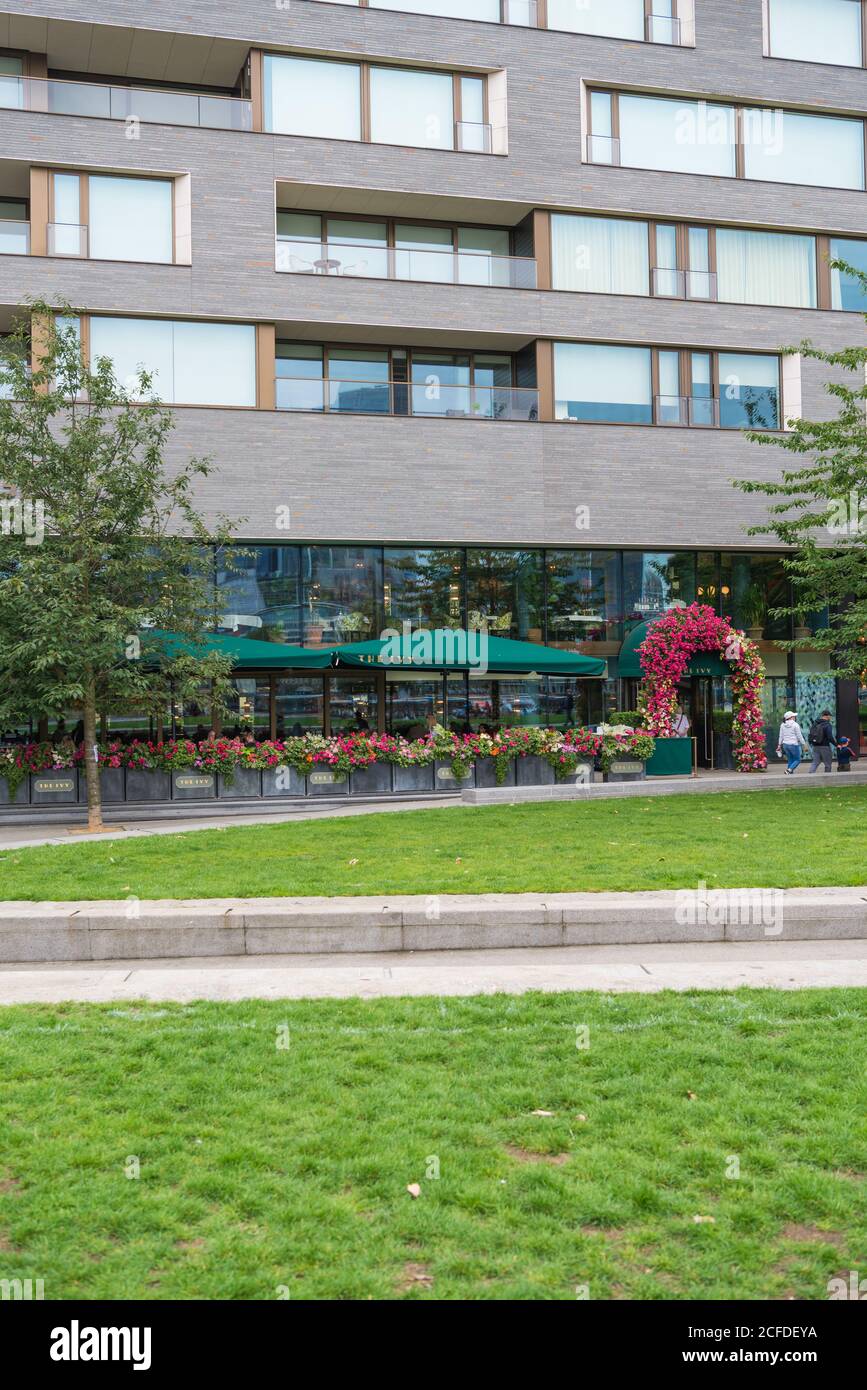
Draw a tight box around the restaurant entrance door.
[690,677,714,769]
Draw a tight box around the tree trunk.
[83,680,103,832]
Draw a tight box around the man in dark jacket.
[808,710,837,774]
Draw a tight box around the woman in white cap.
[776,711,808,775]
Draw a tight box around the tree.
[734,260,867,682]
[0,303,239,830]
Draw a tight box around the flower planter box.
[350,763,393,796]
[434,760,475,789]
[0,778,30,806]
[393,763,435,794]
[475,757,516,789]
[306,768,349,797]
[605,760,647,783]
[217,768,262,799]
[262,765,306,798]
[77,768,125,804]
[125,768,171,801]
[30,772,78,805]
[516,754,555,787]
[171,770,217,800]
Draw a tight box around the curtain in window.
[716,229,816,308]
[551,215,649,295]
[554,343,652,422]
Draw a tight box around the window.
[264,55,362,140]
[548,0,644,39]
[383,547,465,631]
[743,109,864,190]
[545,550,622,643]
[465,549,544,642]
[716,228,816,307]
[768,0,863,67]
[551,214,649,295]
[0,54,22,110]
[89,317,256,406]
[216,545,303,644]
[717,353,780,431]
[623,552,696,621]
[619,94,737,177]
[554,343,652,423]
[0,198,28,255]
[371,65,454,149]
[88,176,173,263]
[830,237,867,310]
[303,545,381,647]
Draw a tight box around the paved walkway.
[2,938,867,1003]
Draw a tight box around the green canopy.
[618,619,729,679]
[141,630,332,670]
[332,631,607,676]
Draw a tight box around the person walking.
[776,711,808,775]
[808,709,837,774]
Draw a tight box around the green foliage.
[607,710,641,726]
[712,711,735,736]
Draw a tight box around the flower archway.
[638,603,767,771]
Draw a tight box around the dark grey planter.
[306,767,349,797]
[77,768,125,804]
[434,759,475,789]
[605,760,647,783]
[171,770,217,800]
[126,768,172,802]
[0,777,30,806]
[262,765,306,798]
[516,754,555,787]
[393,763,435,794]
[350,762,393,796]
[218,768,262,798]
[713,733,735,771]
[475,757,516,789]
[30,771,78,805]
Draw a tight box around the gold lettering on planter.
[436,765,474,781]
[309,772,346,785]
[34,778,75,793]
[175,775,215,789]
[609,761,644,774]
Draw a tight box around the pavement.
[2,938,867,1003]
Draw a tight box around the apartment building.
[0,0,863,757]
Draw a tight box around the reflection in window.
[717,353,780,430]
[89,317,256,406]
[465,549,544,641]
[546,550,621,643]
[224,678,271,737]
[330,675,378,733]
[384,548,464,631]
[554,343,652,423]
[623,552,697,622]
[830,237,867,310]
[275,677,324,737]
[303,545,381,647]
[618,94,737,177]
[215,545,303,645]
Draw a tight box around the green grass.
[0,786,864,900]
[1,990,865,1300]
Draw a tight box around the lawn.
[1,990,865,1300]
[0,786,864,900]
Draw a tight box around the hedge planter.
[125,768,171,802]
[516,754,555,787]
[30,772,78,805]
[262,765,306,798]
[77,768,125,805]
[218,769,262,799]
[475,757,517,789]
[306,768,349,797]
[393,763,435,794]
[171,771,217,800]
[350,763,393,797]
[605,759,648,783]
[0,778,30,806]
[434,760,475,790]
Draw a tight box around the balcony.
[276,237,537,289]
[585,134,621,167]
[0,73,252,133]
[456,121,493,154]
[654,395,721,427]
[645,13,685,45]
[0,220,29,255]
[276,377,539,421]
[651,268,719,301]
[47,223,88,258]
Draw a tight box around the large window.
[465,549,544,641]
[617,94,737,178]
[88,176,173,263]
[548,0,644,39]
[546,550,622,643]
[554,343,652,424]
[371,65,454,150]
[384,548,464,630]
[715,228,816,308]
[302,545,381,647]
[551,214,649,295]
[623,552,696,623]
[89,318,256,406]
[264,55,362,141]
[743,109,865,190]
[717,353,780,431]
[830,237,867,310]
[768,0,864,67]
[215,546,303,644]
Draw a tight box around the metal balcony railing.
[654,394,720,427]
[276,376,540,421]
[585,133,621,166]
[0,72,252,132]
[652,267,719,301]
[0,220,29,255]
[276,237,538,289]
[47,222,88,257]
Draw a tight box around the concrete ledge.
[463,769,867,803]
[0,887,865,962]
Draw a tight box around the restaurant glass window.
[445,672,470,731]
[386,672,441,737]
[327,348,391,415]
[175,688,212,739]
[720,554,791,641]
[264,55,362,140]
[623,552,696,623]
[551,214,649,295]
[717,353,780,431]
[370,66,454,150]
[224,678,271,737]
[554,342,652,423]
[830,237,867,310]
[488,676,545,728]
[216,544,303,645]
[465,549,544,641]
[275,677,325,737]
[276,342,324,411]
[541,678,604,730]
[383,547,464,630]
[545,549,621,643]
[329,675,378,733]
[302,545,381,646]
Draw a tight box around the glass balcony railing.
[585,133,620,166]
[276,376,540,421]
[276,237,537,289]
[504,0,538,24]
[456,120,493,154]
[0,220,29,255]
[646,13,684,45]
[0,73,252,131]
[47,222,88,257]
[655,395,720,427]
[652,267,719,301]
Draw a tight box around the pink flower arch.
[638,603,767,772]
